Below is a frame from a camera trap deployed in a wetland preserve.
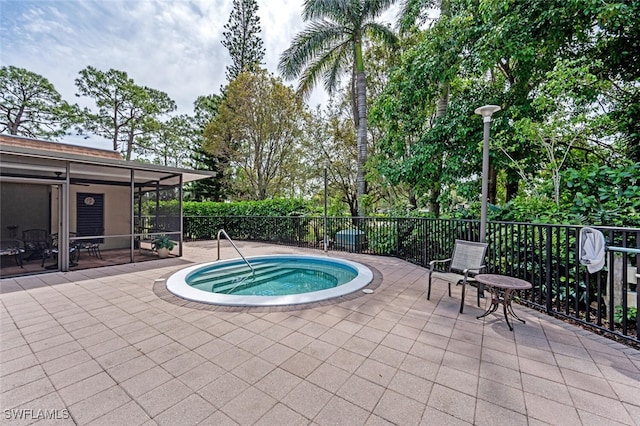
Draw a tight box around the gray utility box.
[335,229,367,252]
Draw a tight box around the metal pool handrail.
[217,229,255,274]
[607,246,640,255]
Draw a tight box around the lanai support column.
[179,174,183,257]
[130,169,135,263]
[59,162,71,271]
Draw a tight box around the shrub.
[183,198,313,217]
[182,198,314,240]
[614,306,638,324]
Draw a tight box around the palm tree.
[278,0,397,216]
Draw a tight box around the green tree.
[470,0,638,207]
[371,3,476,217]
[137,115,194,168]
[574,0,640,162]
[562,162,640,226]
[304,101,359,216]
[0,66,78,139]
[356,38,407,212]
[278,0,398,216]
[75,66,176,159]
[221,0,266,81]
[461,0,605,202]
[398,1,455,214]
[374,0,640,225]
[187,94,228,201]
[501,59,614,203]
[120,86,177,161]
[203,70,307,200]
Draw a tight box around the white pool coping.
[165,254,374,306]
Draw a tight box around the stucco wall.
[48,183,132,250]
[69,184,132,250]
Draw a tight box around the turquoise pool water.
[166,254,374,306]
[187,257,358,296]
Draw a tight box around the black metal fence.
[184,215,640,345]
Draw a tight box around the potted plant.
[152,235,175,258]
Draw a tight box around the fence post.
[545,225,553,313]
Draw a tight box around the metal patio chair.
[427,239,489,313]
[75,229,103,259]
[21,229,49,263]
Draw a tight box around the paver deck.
[2,241,639,425]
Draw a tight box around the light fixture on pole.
[324,167,328,252]
[474,104,501,243]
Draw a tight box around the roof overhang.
[0,135,215,189]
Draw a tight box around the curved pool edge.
[165,254,374,307]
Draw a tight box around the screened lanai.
[0,134,214,277]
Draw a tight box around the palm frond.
[278,20,348,80]
[362,21,399,48]
[303,0,354,23]
[362,0,399,20]
[297,40,351,98]
[322,45,352,95]
[282,0,398,99]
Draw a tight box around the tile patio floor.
[1,241,639,425]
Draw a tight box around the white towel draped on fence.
[579,227,606,273]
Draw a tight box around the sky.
[1,0,399,150]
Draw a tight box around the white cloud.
[1,0,397,148]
